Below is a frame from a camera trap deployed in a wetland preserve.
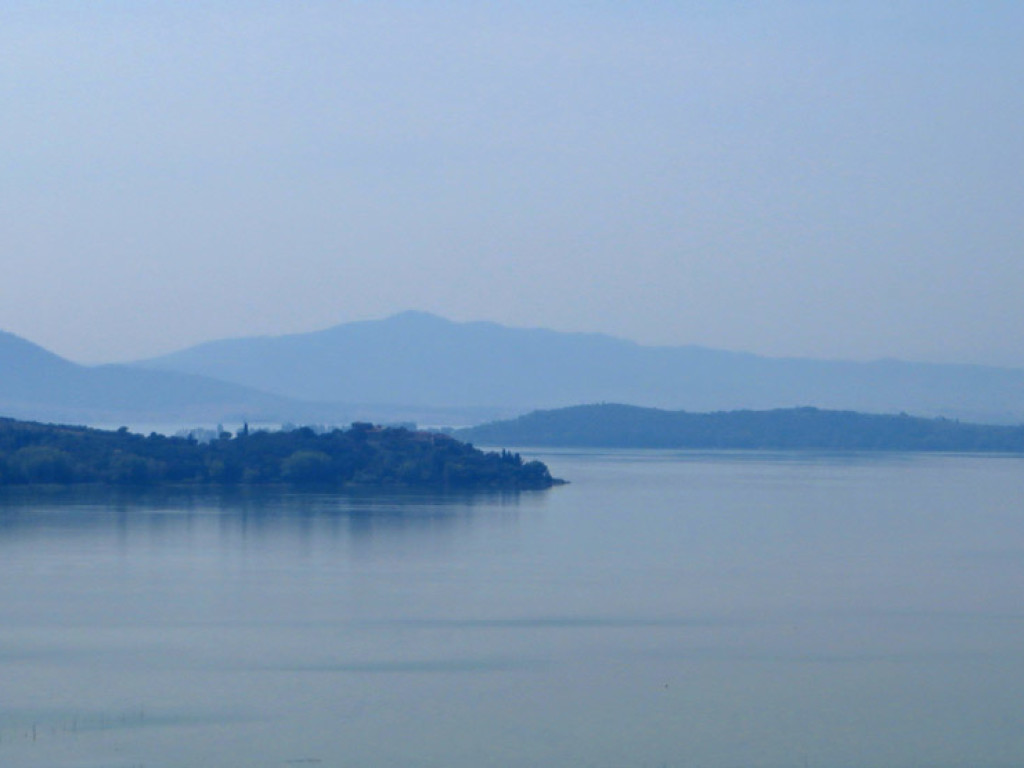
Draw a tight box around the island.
[0,418,561,489]
[455,404,1024,453]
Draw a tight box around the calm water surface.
[2,450,1023,768]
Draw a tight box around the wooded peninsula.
[456,404,1024,452]
[0,418,560,489]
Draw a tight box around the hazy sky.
[3,2,1023,366]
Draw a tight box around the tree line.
[0,418,558,489]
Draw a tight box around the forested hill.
[0,418,559,489]
[455,404,1024,452]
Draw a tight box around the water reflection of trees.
[0,486,535,547]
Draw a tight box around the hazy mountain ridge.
[0,326,512,426]
[135,312,1024,424]
[0,329,312,423]
[7,314,1024,426]
[455,404,1024,452]
[136,311,664,406]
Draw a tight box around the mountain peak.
[385,310,451,324]
[0,330,77,370]
[129,315,1024,423]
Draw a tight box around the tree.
[281,451,334,484]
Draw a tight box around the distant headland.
[0,418,562,489]
[455,404,1024,453]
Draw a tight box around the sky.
[2,1,1023,367]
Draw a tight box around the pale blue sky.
[2,1,1022,366]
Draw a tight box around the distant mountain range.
[3,312,1024,426]
[455,404,1024,452]
[136,311,1024,424]
[0,329,304,424]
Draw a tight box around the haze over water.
[6,5,1023,765]
[3,449,1023,768]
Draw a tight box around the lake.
[2,449,1023,768]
